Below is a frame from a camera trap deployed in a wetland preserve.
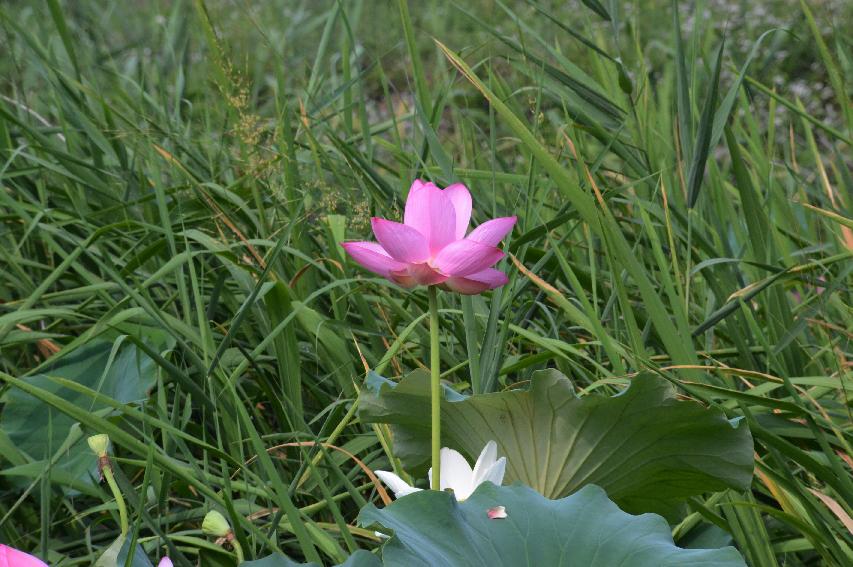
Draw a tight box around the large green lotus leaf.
[241,551,380,567]
[1,336,168,487]
[359,369,753,515]
[94,533,154,567]
[359,483,747,566]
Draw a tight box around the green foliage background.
[0,0,851,565]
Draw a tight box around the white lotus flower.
[375,441,506,501]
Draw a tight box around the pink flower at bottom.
[158,557,173,567]
[342,180,515,295]
[0,545,48,567]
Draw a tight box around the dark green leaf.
[579,0,611,21]
[687,40,725,208]
[360,369,753,516]
[360,484,747,566]
[94,534,154,567]
[2,336,168,487]
[241,551,380,567]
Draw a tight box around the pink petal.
[403,180,457,255]
[389,264,447,287]
[0,545,49,567]
[371,218,430,263]
[387,271,419,288]
[487,506,507,519]
[443,268,509,294]
[433,240,505,277]
[158,558,174,567]
[403,179,433,229]
[406,263,448,286]
[466,216,517,247]
[443,183,472,240]
[341,241,407,278]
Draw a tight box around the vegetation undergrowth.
[0,0,850,565]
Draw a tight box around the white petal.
[471,441,498,485]
[375,470,422,498]
[477,456,506,488]
[439,448,474,499]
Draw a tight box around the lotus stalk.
[343,180,515,489]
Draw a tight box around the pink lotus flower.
[342,180,515,294]
[0,545,48,567]
[158,558,173,567]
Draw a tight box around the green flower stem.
[232,538,245,563]
[102,465,128,536]
[296,398,360,488]
[428,285,441,491]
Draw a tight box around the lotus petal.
[444,183,472,239]
[341,242,407,278]
[444,269,509,294]
[467,216,517,247]
[403,181,457,254]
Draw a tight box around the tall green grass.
[0,0,850,565]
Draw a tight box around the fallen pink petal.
[342,180,515,294]
[487,506,508,519]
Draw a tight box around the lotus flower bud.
[87,434,110,457]
[87,434,113,479]
[202,510,231,538]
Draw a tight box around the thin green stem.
[232,538,245,563]
[428,285,441,490]
[297,398,359,487]
[102,466,128,536]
